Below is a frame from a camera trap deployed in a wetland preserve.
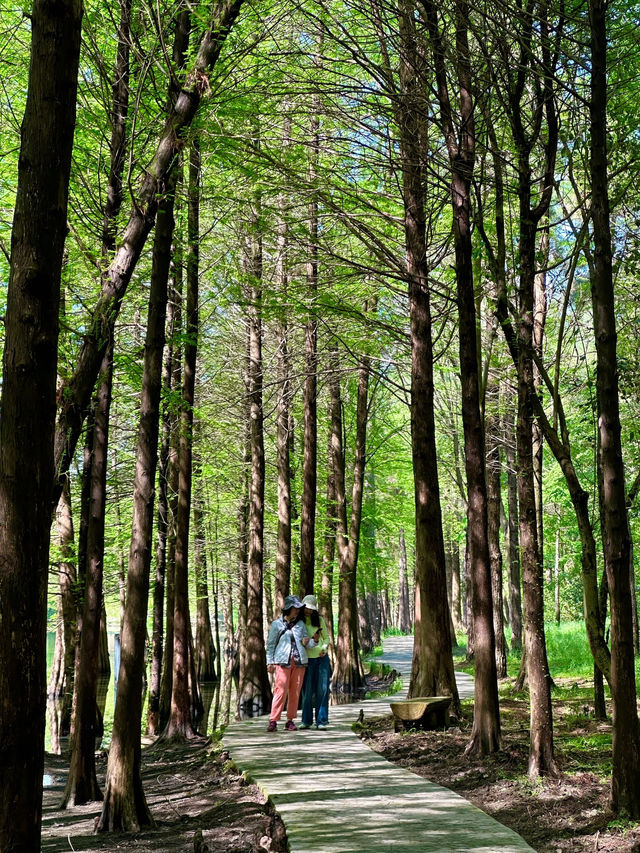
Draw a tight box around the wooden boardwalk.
[223,636,535,852]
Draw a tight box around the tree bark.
[517,213,556,778]
[194,444,216,682]
[62,338,113,807]
[237,188,272,717]
[450,540,464,637]
[48,479,78,753]
[275,120,293,613]
[234,332,251,693]
[394,0,457,709]
[48,480,78,722]
[487,426,508,679]
[147,303,174,734]
[96,120,180,839]
[554,528,561,625]
[332,348,367,697]
[0,0,81,843]
[166,137,202,739]
[532,220,549,575]
[319,416,337,652]
[422,0,500,752]
[589,0,640,815]
[299,49,322,598]
[397,529,411,634]
[158,275,182,731]
[504,401,523,651]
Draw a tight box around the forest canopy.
[2,0,640,848]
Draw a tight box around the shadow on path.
[223,635,534,853]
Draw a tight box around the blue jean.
[301,655,331,727]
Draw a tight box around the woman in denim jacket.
[266,594,320,731]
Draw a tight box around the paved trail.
[223,635,534,852]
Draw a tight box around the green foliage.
[545,622,599,680]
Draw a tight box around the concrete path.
[223,636,535,852]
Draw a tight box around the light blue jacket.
[266,617,316,667]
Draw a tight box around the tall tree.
[589,0,640,816]
[194,429,216,682]
[331,346,365,696]
[96,124,179,838]
[391,0,459,706]
[158,272,183,730]
[236,179,272,717]
[299,38,322,598]
[509,1,559,776]
[274,114,293,613]
[421,0,500,753]
[0,0,82,846]
[63,0,133,799]
[147,299,174,734]
[166,135,202,739]
[504,398,523,650]
[319,417,337,651]
[62,339,114,807]
[48,479,78,742]
[397,529,411,634]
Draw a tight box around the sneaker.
[267,720,277,732]
[316,723,328,730]
[299,723,311,730]
[284,720,298,731]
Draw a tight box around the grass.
[454,620,624,684]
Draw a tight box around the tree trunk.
[518,212,556,778]
[166,137,202,739]
[275,126,292,614]
[425,0,500,750]
[358,586,373,655]
[0,0,81,844]
[630,528,639,655]
[97,96,181,836]
[532,220,549,579]
[62,335,114,808]
[590,0,640,815]
[367,591,381,650]
[332,348,367,697]
[194,450,216,682]
[98,599,111,677]
[450,540,464,637]
[158,274,182,731]
[147,300,174,734]
[504,402,523,651]
[423,0,500,751]
[554,528,561,625]
[487,3,560,775]
[394,0,458,709]
[487,431,508,679]
[237,190,272,717]
[299,59,321,598]
[397,529,411,634]
[319,418,337,652]
[48,480,78,753]
[48,480,78,723]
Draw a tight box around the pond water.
[45,632,233,753]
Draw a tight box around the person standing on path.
[300,594,331,730]
[266,595,321,732]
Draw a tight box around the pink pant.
[270,665,306,722]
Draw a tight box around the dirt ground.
[357,692,640,853]
[41,675,640,853]
[41,739,287,853]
